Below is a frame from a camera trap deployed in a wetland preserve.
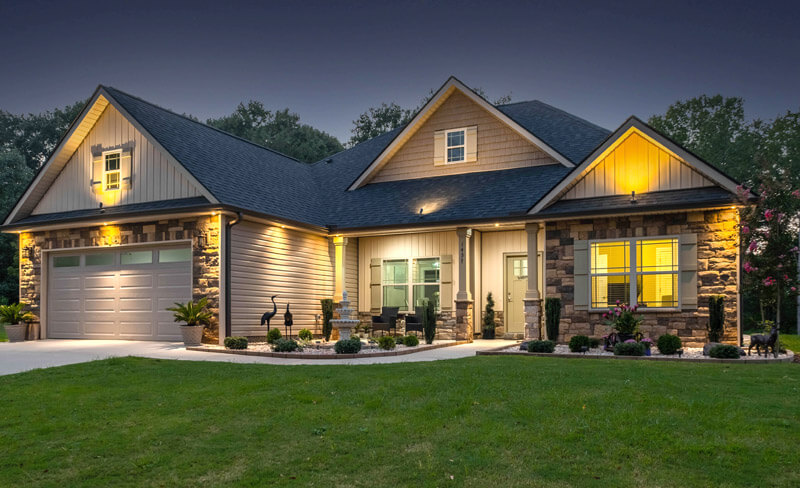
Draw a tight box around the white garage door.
[47,245,193,340]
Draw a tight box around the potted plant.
[167,297,212,346]
[602,302,643,342]
[641,337,654,356]
[0,303,34,343]
[482,292,496,339]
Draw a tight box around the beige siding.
[230,221,334,336]
[358,231,459,312]
[479,229,545,313]
[32,104,203,215]
[369,91,557,184]
[563,130,713,199]
[345,237,359,310]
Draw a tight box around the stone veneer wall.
[545,209,739,347]
[18,216,221,342]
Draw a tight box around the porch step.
[503,333,524,340]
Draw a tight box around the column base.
[454,299,474,342]
[523,298,542,340]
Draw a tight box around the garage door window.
[121,250,152,265]
[159,248,192,263]
[53,256,80,267]
[85,253,114,266]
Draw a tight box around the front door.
[505,255,528,334]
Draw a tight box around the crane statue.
[284,303,294,338]
[260,295,278,331]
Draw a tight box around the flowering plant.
[601,301,643,335]
[641,337,654,348]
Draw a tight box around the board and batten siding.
[230,221,334,337]
[32,104,203,214]
[345,238,359,310]
[358,232,459,313]
[479,229,545,313]
[369,91,557,184]
[563,130,714,200]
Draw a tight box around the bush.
[589,337,601,349]
[707,295,725,343]
[422,298,436,345]
[483,292,496,335]
[377,335,396,350]
[657,334,682,355]
[526,340,555,353]
[266,328,282,344]
[273,338,300,352]
[298,328,313,341]
[321,299,335,341]
[614,342,645,356]
[224,336,248,350]
[545,297,561,341]
[334,337,362,354]
[403,335,419,347]
[709,344,740,359]
[568,335,592,352]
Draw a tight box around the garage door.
[47,245,192,340]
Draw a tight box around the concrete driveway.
[0,339,518,376]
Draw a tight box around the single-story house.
[1,77,744,346]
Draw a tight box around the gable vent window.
[434,126,477,165]
[104,152,121,191]
[446,129,465,163]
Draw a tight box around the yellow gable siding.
[369,91,557,184]
[563,130,713,199]
[32,104,203,214]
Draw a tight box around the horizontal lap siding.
[230,221,334,336]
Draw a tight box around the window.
[159,248,192,263]
[104,151,121,191]
[590,237,678,309]
[446,129,465,163]
[53,255,80,268]
[85,253,114,266]
[382,257,441,312]
[121,250,152,265]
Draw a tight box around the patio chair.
[371,307,399,337]
[404,306,425,336]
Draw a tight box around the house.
[1,77,744,347]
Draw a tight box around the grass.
[779,334,800,353]
[0,357,798,487]
[0,324,6,342]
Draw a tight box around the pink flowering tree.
[738,172,800,331]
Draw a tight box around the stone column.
[455,227,473,341]
[454,299,474,342]
[524,223,542,340]
[333,236,348,302]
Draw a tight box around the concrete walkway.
[0,339,518,376]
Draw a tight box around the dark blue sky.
[1,0,798,141]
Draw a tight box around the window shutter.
[120,148,132,189]
[574,240,589,311]
[370,258,382,313]
[439,254,453,311]
[465,126,477,162]
[433,130,445,165]
[91,155,103,193]
[680,234,698,310]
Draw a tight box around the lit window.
[412,258,440,310]
[590,238,678,309]
[382,257,441,312]
[104,152,121,191]
[446,129,465,163]
[382,259,408,309]
[121,250,152,265]
[159,248,192,263]
[53,255,80,268]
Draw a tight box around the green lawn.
[780,334,800,353]
[0,324,6,342]
[0,357,798,487]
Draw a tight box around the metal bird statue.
[284,303,293,338]
[260,295,278,331]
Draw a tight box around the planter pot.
[180,325,204,346]
[5,323,27,343]
[617,333,634,343]
[482,328,495,339]
[645,347,652,356]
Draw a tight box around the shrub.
[298,328,313,341]
[568,335,592,352]
[166,298,212,327]
[403,335,419,347]
[334,337,362,354]
[321,298,335,341]
[266,328,282,344]
[273,338,300,352]
[707,295,725,342]
[377,335,396,350]
[614,342,645,356]
[422,298,436,345]
[526,340,555,353]
[602,303,643,335]
[0,303,34,325]
[483,292,496,335]
[657,334,682,355]
[709,344,740,359]
[589,337,601,349]
[224,336,248,350]
[545,297,561,341]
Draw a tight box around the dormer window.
[446,129,465,163]
[103,151,121,191]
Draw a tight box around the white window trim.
[588,236,681,312]
[445,127,467,164]
[102,149,122,191]
[381,257,441,313]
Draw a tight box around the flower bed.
[188,339,468,359]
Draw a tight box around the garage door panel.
[83,320,117,335]
[51,297,81,312]
[50,276,81,291]
[158,271,190,288]
[84,275,117,290]
[119,273,154,289]
[84,297,117,312]
[119,321,154,336]
[157,320,181,338]
[49,319,82,336]
[119,297,153,312]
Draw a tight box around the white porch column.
[524,222,542,340]
[333,236,348,302]
[455,227,472,301]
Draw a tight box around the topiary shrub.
[273,338,300,352]
[377,335,396,350]
[614,341,645,356]
[657,334,682,355]
[526,340,555,353]
[545,297,561,341]
[709,344,740,359]
[321,298,335,341]
[224,336,248,350]
[334,337,362,354]
[568,335,592,352]
[422,298,436,345]
[482,292,496,339]
[707,295,725,343]
[266,328,282,344]
[298,328,313,341]
[403,335,419,347]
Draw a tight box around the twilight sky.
[0,0,798,142]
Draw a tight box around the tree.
[0,149,34,304]
[758,110,800,186]
[206,101,343,163]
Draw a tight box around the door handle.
[507,292,512,302]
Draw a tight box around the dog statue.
[749,326,779,358]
